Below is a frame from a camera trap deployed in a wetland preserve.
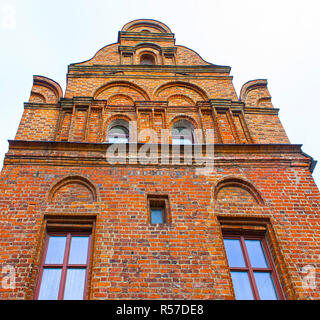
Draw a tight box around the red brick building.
[0,19,319,300]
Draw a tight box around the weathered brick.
[0,19,319,301]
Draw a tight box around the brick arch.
[122,19,172,33]
[107,94,134,106]
[214,177,264,206]
[93,81,150,101]
[256,97,272,108]
[29,75,63,104]
[135,42,162,52]
[103,114,133,142]
[29,91,46,103]
[167,94,195,106]
[240,79,268,102]
[169,114,199,129]
[48,176,98,203]
[169,115,200,144]
[136,49,159,65]
[154,81,209,102]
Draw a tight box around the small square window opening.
[148,196,169,225]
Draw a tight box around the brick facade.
[0,19,319,300]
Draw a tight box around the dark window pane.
[224,239,246,267]
[68,236,89,265]
[245,240,268,268]
[63,269,86,300]
[140,55,155,65]
[231,271,254,300]
[45,236,67,264]
[254,272,278,300]
[38,268,62,300]
[151,209,164,224]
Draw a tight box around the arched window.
[140,54,155,65]
[171,119,194,145]
[107,120,129,143]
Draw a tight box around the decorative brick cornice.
[68,64,231,74]
[135,101,168,109]
[119,45,177,55]
[24,103,60,110]
[5,140,312,171]
[209,99,232,107]
[244,106,279,115]
[118,31,175,43]
[24,100,279,117]
[59,97,94,107]
[240,79,268,102]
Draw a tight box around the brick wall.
[0,19,319,300]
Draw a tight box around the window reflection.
[64,269,86,300]
[254,272,278,300]
[245,240,268,268]
[223,239,246,268]
[38,269,62,300]
[45,236,66,265]
[68,236,89,265]
[231,271,254,300]
[223,236,282,300]
[36,233,91,300]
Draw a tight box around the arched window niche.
[107,119,129,143]
[140,53,155,65]
[214,177,265,206]
[171,119,195,145]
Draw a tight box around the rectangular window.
[36,232,91,300]
[148,196,169,225]
[223,235,283,300]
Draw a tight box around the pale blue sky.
[0,0,319,188]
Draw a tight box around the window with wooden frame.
[148,196,169,225]
[33,214,96,300]
[35,231,92,300]
[223,234,284,300]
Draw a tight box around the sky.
[0,0,319,188]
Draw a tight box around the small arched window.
[140,54,155,65]
[107,120,129,143]
[172,120,194,145]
